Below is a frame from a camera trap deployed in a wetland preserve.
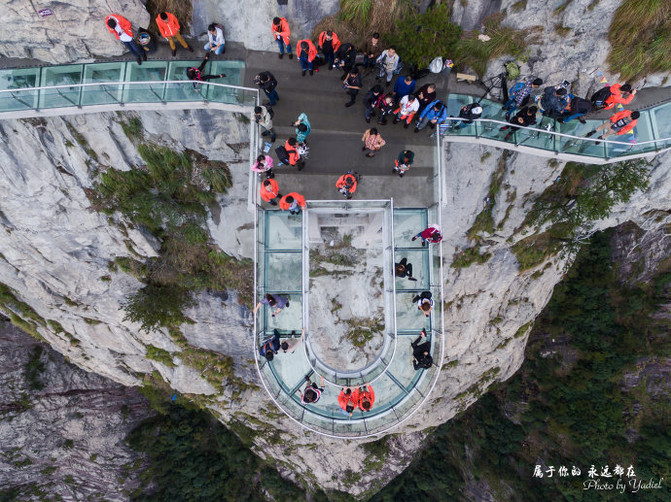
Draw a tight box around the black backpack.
[590,86,612,108]
[275,145,290,164]
[264,103,275,119]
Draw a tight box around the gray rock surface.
[0,318,150,500]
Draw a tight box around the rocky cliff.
[1,0,671,499]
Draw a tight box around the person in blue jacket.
[414,99,448,132]
[392,75,416,103]
[292,113,311,143]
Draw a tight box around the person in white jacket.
[375,47,400,84]
[204,23,225,55]
[393,94,419,128]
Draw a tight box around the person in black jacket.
[254,71,278,105]
[538,86,568,119]
[452,103,483,129]
[500,105,538,140]
[376,94,395,125]
[343,68,362,107]
[186,54,226,90]
[334,43,357,78]
[363,85,383,123]
[411,329,433,370]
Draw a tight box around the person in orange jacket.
[156,11,193,57]
[279,193,306,215]
[336,171,358,200]
[318,30,341,70]
[283,138,305,170]
[272,17,292,59]
[603,83,637,110]
[259,179,281,205]
[105,15,146,65]
[586,109,640,142]
[356,383,375,412]
[338,387,358,416]
[297,39,318,77]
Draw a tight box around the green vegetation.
[120,116,144,141]
[88,143,251,333]
[451,246,492,269]
[126,403,312,502]
[608,0,671,81]
[145,344,176,367]
[0,282,47,340]
[24,346,46,391]
[376,230,671,501]
[345,316,385,348]
[467,152,509,242]
[65,122,98,162]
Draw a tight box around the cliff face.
[1,0,671,498]
[0,318,151,500]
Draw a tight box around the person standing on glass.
[272,17,292,59]
[254,72,279,106]
[299,375,325,404]
[105,15,146,65]
[253,293,290,317]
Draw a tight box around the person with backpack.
[297,39,318,76]
[155,12,193,57]
[376,95,395,125]
[559,94,593,123]
[412,292,434,317]
[395,257,417,281]
[363,85,383,123]
[343,68,362,107]
[414,99,447,132]
[105,15,146,65]
[186,54,226,90]
[415,83,437,113]
[254,105,276,142]
[585,109,640,143]
[259,329,281,361]
[204,23,225,55]
[393,150,414,178]
[254,71,279,106]
[392,75,416,103]
[376,47,400,85]
[338,387,358,416]
[259,178,281,205]
[412,224,442,245]
[411,328,433,370]
[292,113,311,143]
[592,83,637,110]
[318,30,341,70]
[254,293,290,317]
[279,192,306,215]
[279,138,304,170]
[451,103,483,129]
[356,383,375,412]
[298,375,325,404]
[392,94,420,128]
[503,77,543,119]
[537,86,569,119]
[361,128,386,157]
[336,171,358,199]
[252,153,275,179]
[500,106,538,141]
[272,17,292,59]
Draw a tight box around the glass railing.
[438,94,671,162]
[0,60,257,114]
[253,202,445,437]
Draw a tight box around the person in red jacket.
[338,387,358,416]
[318,30,341,70]
[412,224,442,246]
[586,109,640,142]
[603,83,637,110]
[356,383,375,412]
[259,179,281,205]
[336,171,358,200]
[297,39,318,76]
[272,17,292,59]
[279,193,306,215]
[156,11,193,57]
[105,15,145,65]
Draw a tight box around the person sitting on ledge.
[356,383,375,412]
[299,375,325,404]
[411,328,433,370]
[395,257,417,281]
[338,387,358,416]
[259,329,281,361]
[253,293,289,317]
[412,291,434,317]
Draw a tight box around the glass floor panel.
[394,249,430,291]
[393,209,427,248]
[259,294,302,332]
[386,333,427,391]
[265,211,302,250]
[265,252,302,292]
[396,292,432,331]
[651,101,671,138]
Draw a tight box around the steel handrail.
[0,80,258,94]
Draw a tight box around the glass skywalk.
[254,203,444,438]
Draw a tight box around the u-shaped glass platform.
[254,202,444,437]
